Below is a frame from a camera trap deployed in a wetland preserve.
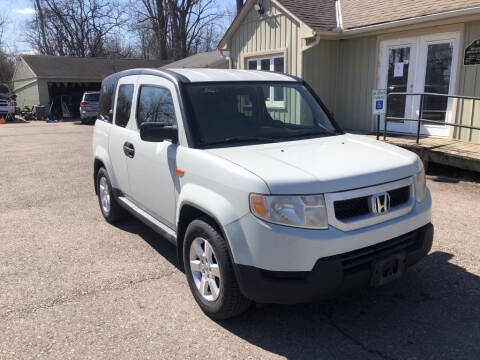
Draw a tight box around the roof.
[168,68,297,82]
[163,51,228,69]
[220,0,480,47]
[20,55,171,80]
[277,0,336,32]
[341,0,480,30]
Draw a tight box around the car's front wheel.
[183,218,252,319]
[96,167,126,223]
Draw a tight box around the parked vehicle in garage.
[79,91,100,123]
[92,69,433,319]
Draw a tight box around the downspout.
[334,0,344,32]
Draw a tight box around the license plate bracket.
[371,252,406,288]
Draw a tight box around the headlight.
[249,194,328,229]
[415,166,426,203]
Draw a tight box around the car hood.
[206,134,421,194]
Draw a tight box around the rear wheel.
[183,218,252,319]
[96,167,126,223]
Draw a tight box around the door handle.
[123,142,135,158]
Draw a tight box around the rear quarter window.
[115,84,134,128]
[98,76,118,122]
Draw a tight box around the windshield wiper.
[198,136,278,147]
[273,130,335,140]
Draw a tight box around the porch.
[363,133,480,173]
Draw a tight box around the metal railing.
[376,92,480,144]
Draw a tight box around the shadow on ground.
[116,217,480,359]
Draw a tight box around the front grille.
[334,196,370,220]
[389,186,410,207]
[333,185,411,221]
[340,231,419,273]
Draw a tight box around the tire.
[96,167,126,223]
[183,218,252,320]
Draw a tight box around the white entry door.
[379,32,460,137]
[379,38,417,134]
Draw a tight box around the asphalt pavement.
[1,121,479,359]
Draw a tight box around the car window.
[99,75,119,122]
[84,93,99,102]
[115,84,134,128]
[137,86,175,126]
[185,82,339,146]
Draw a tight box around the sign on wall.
[464,40,480,66]
[372,89,387,115]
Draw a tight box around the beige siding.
[303,40,339,112]
[455,20,480,144]
[13,58,36,82]
[14,80,41,108]
[334,37,377,131]
[303,37,377,131]
[229,0,301,76]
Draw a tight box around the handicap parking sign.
[372,89,387,115]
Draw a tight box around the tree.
[132,0,225,60]
[236,0,243,14]
[27,0,127,57]
[133,0,169,60]
[0,15,15,87]
[169,0,224,60]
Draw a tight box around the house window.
[247,55,285,108]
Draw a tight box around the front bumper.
[224,189,432,272]
[234,223,433,304]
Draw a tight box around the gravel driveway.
[1,122,479,359]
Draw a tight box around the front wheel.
[96,167,126,223]
[183,218,252,319]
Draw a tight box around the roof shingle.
[277,0,337,32]
[21,55,171,79]
[341,0,480,30]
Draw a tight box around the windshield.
[184,82,340,147]
[84,93,100,102]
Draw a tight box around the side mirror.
[140,122,178,143]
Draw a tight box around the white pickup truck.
[0,85,15,119]
[92,69,433,319]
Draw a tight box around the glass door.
[415,33,459,136]
[379,39,417,133]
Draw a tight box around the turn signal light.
[250,194,267,218]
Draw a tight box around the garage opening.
[48,82,101,119]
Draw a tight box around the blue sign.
[376,100,384,110]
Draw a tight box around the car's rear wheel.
[183,218,252,319]
[96,167,126,223]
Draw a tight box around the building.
[12,55,170,116]
[163,50,228,69]
[219,0,480,144]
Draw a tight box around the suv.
[92,69,433,319]
[80,91,100,123]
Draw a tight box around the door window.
[136,86,175,126]
[386,47,411,121]
[115,84,134,128]
[422,42,453,123]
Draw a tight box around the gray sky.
[0,0,235,55]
